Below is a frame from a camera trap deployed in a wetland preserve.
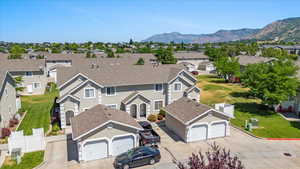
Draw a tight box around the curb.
[266,138,300,140]
[231,125,300,141]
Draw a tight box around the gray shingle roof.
[57,64,185,87]
[174,52,209,59]
[236,55,275,66]
[71,104,143,140]
[163,97,213,124]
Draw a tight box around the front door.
[130,104,137,118]
[140,103,147,118]
[65,111,74,126]
[27,84,33,93]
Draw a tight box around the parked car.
[191,71,199,75]
[114,146,161,169]
[138,121,160,146]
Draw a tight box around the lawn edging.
[16,111,28,131]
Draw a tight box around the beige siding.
[186,88,200,102]
[0,74,17,128]
[169,77,191,103]
[190,112,229,125]
[10,71,47,95]
[101,84,167,113]
[165,113,187,142]
[81,122,138,141]
[73,82,100,112]
[60,75,87,96]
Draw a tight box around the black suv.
[114,146,161,169]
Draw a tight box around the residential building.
[71,104,143,161]
[236,55,275,70]
[56,64,200,129]
[163,97,233,142]
[1,58,48,95]
[0,69,19,128]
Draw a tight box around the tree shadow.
[234,102,276,116]
[230,91,251,99]
[290,121,300,130]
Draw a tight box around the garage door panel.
[189,124,208,142]
[112,135,134,156]
[210,121,226,138]
[83,139,108,161]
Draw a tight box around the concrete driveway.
[40,125,300,169]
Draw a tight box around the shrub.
[9,118,19,127]
[174,142,244,169]
[52,123,60,132]
[147,114,157,122]
[1,128,11,138]
[157,114,164,121]
[158,110,166,117]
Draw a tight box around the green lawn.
[17,84,58,135]
[1,151,44,169]
[197,75,300,138]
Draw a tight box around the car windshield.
[126,148,139,157]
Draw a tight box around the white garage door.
[189,124,208,142]
[112,135,135,156]
[83,139,108,161]
[210,121,226,138]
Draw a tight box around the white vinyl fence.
[8,128,45,154]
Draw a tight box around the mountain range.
[143,17,300,43]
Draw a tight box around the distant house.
[174,52,210,68]
[198,61,216,72]
[1,59,48,95]
[236,55,275,70]
[56,64,200,129]
[0,69,19,129]
[262,45,300,56]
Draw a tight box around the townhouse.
[0,69,19,128]
[56,63,200,128]
[1,59,48,95]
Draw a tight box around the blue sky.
[0,0,299,43]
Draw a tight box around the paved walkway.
[39,127,300,169]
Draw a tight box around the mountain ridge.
[143,17,300,43]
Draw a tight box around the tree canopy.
[8,45,25,59]
[242,60,299,106]
[214,56,240,82]
[154,47,177,64]
[135,58,145,65]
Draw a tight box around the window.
[174,83,182,91]
[4,89,8,96]
[154,100,163,111]
[106,104,117,109]
[25,72,33,76]
[154,84,163,92]
[106,87,116,96]
[84,88,95,98]
[33,82,41,89]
